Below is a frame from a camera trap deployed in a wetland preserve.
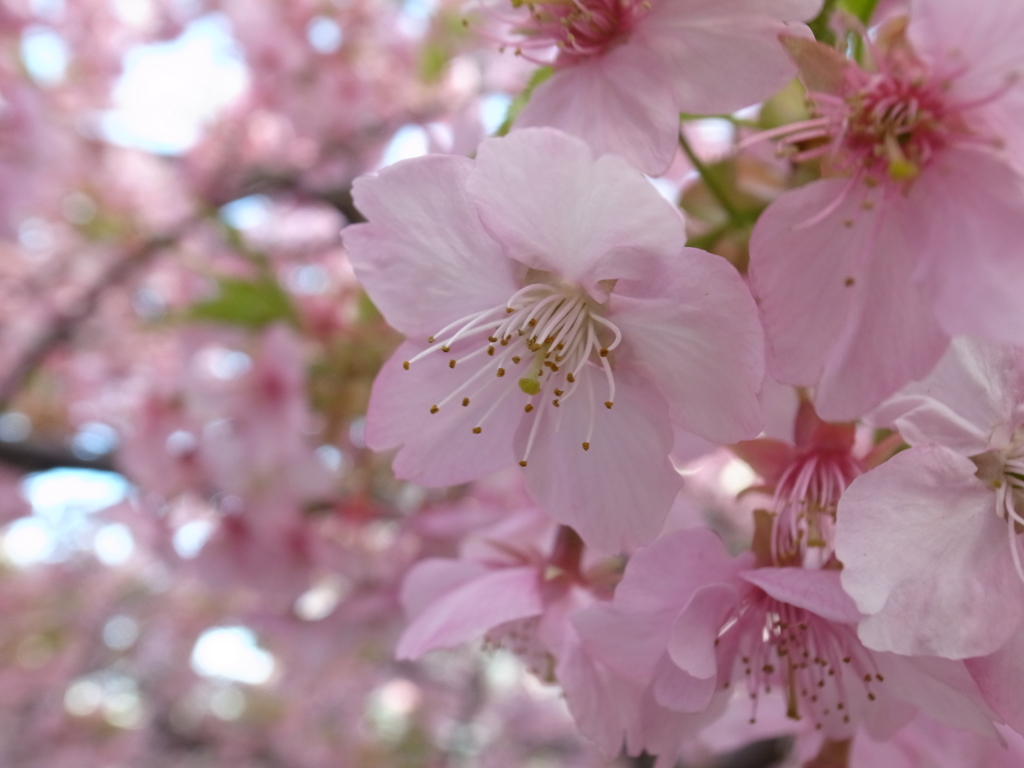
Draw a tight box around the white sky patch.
[5,469,132,566]
[220,195,273,230]
[101,13,249,155]
[21,25,69,85]
[192,626,276,685]
[94,523,135,566]
[173,519,214,558]
[480,93,511,135]
[307,15,343,53]
[23,469,130,519]
[379,124,429,167]
[4,518,55,566]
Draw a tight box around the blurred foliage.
[185,276,298,329]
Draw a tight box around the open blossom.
[573,527,999,764]
[749,1,1024,420]
[836,339,1024,660]
[343,128,764,552]
[498,0,822,175]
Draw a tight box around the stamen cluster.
[721,593,882,730]
[509,0,651,63]
[973,437,1024,583]
[404,282,621,462]
[772,451,862,565]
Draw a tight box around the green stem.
[677,129,742,222]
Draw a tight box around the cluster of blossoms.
[4,0,1024,765]
[341,0,1024,764]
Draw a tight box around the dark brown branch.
[0,439,115,473]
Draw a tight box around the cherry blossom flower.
[748,3,1024,420]
[496,0,821,175]
[837,338,1024,659]
[344,128,764,552]
[731,398,899,566]
[396,509,607,684]
[574,527,999,764]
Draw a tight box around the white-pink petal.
[365,342,520,486]
[837,446,1024,658]
[345,155,523,337]
[611,247,764,443]
[635,0,815,115]
[395,565,543,659]
[519,367,681,554]
[467,128,686,299]
[517,45,680,177]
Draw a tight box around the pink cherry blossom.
[837,338,1024,659]
[396,509,605,684]
[344,128,764,552]
[731,397,903,566]
[749,2,1024,420]
[499,0,823,174]
[574,527,999,764]
[732,400,866,566]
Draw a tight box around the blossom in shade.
[748,2,1024,420]
[836,338,1024,660]
[730,397,902,566]
[343,128,764,553]
[573,527,999,763]
[732,399,871,566]
[496,0,822,175]
[396,509,606,684]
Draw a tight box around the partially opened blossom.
[732,399,874,566]
[498,0,822,175]
[396,509,606,683]
[749,2,1024,420]
[344,128,764,552]
[574,527,998,764]
[837,338,1024,659]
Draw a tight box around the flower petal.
[345,154,523,337]
[395,565,543,658]
[872,337,1024,455]
[611,247,764,442]
[635,0,815,115]
[836,446,1024,658]
[749,179,948,421]
[467,128,686,298]
[966,629,1024,735]
[365,341,520,486]
[908,0,1024,166]
[667,583,741,681]
[518,366,681,554]
[740,567,862,625]
[517,44,679,177]
[910,147,1024,344]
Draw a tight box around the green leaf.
[839,0,880,24]
[185,276,297,329]
[495,66,554,137]
[420,42,449,83]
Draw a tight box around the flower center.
[771,451,862,567]
[972,441,1024,584]
[831,73,955,182]
[507,0,650,64]
[403,282,622,464]
[720,593,882,732]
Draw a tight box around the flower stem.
[677,129,742,222]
